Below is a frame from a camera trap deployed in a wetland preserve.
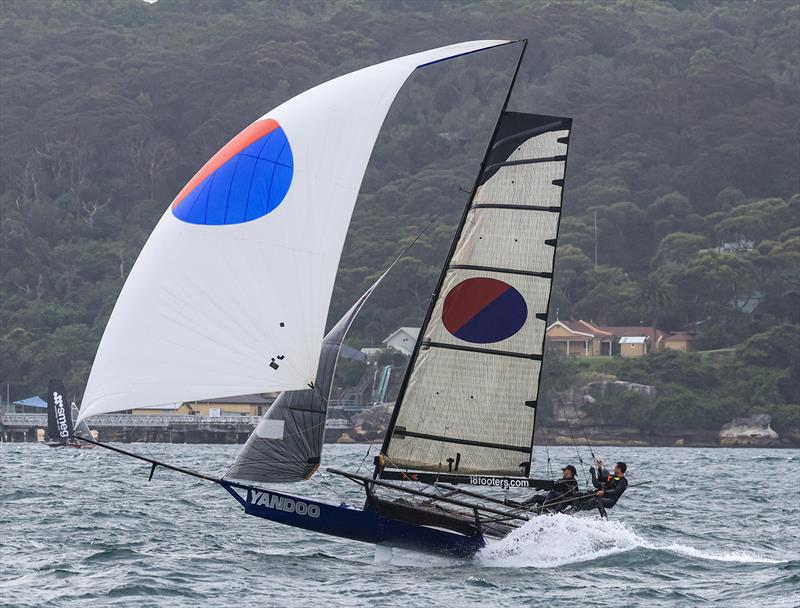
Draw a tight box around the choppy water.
[1,443,798,607]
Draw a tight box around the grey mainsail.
[226,274,385,483]
[379,112,572,477]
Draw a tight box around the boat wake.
[477,514,785,568]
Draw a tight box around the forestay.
[72,404,92,438]
[77,40,512,422]
[381,112,572,477]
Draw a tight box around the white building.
[382,327,420,356]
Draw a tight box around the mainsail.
[76,40,513,422]
[380,111,573,477]
[227,271,386,483]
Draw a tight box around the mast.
[375,40,529,477]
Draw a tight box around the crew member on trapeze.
[523,464,579,512]
[580,459,628,517]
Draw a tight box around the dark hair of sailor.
[616,462,627,473]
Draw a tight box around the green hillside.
[1,1,798,420]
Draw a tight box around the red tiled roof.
[577,320,613,336]
[549,319,613,338]
[601,325,667,340]
[548,320,671,340]
[558,319,591,333]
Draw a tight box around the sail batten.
[380,110,573,478]
[77,40,512,422]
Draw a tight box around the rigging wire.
[354,429,378,475]
[553,392,592,487]
[352,427,427,494]
[571,397,598,462]
[543,441,554,480]
[351,214,441,472]
[564,414,591,487]
[309,472,348,504]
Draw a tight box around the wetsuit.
[580,467,628,516]
[526,477,579,512]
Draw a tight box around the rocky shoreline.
[327,428,799,448]
[324,404,800,448]
[535,417,798,449]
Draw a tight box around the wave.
[658,543,786,564]
[477,514,786,568]
[750,454,797,461]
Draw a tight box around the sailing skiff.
[45,379,94,448]
[75,39,580,556]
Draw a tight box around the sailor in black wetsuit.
[525,465,579,512]
[581,459,628,517]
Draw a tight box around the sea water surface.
[1,443,798,607]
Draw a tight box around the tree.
[638,273,674,353]
[651,232,707,268]
[717,197,790,244]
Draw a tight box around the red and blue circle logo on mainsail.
[171,118,293,225]
[442,277,528,344]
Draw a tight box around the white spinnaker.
[78,40,511,422]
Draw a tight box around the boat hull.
[219,481,485,557]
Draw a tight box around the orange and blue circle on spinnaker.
[442,277,528,344]
[171,118,293,225]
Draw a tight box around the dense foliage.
[1,1,798,420]
[578,324,800,431]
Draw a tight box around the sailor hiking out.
[579,459,628,517]
[522,465,580,513]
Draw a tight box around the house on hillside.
[618,336,648,357]
[545,320,615,356]
[546,320,679,358]
[717,239,754,254]
[662,331,696,352]
[603,325,667,357]
[383,327,419,356]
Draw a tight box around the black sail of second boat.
[378,111,572,480]
[46,379,73,445]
